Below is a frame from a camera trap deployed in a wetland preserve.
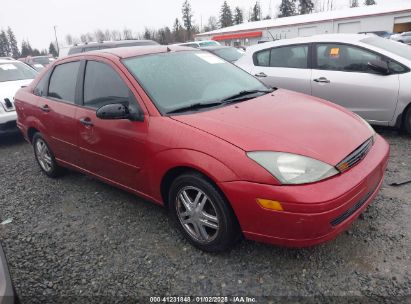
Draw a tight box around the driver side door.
[75,59,148,191]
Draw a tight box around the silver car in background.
[0,243,16,304]
[390,31,411,44]
[236,34,411,134]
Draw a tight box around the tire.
[168,172,241,252]
[399,40,404,43]
[403,106,411,136]
[32,133,64,177]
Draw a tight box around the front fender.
[145,148,239,203]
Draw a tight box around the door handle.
[313,77,331,83]
[40,104,50,112]
[79,118,94,127]
[255,72,267,78]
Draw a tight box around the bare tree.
[65,34,73,45]
[123,28,133,40]
[104,30,112,41]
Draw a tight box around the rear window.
[48,61,81,103]
[199,41,219,47]
[0,62,37,82]
[362,36,411,62]
[211,47,243,62]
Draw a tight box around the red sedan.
[14,46,389,252]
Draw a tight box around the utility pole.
[53,25,60,56]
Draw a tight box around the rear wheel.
[33,133,64,177]
[168,172,241,252]
[403,106,411,136]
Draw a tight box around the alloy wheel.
[175,186,220,243]
[35,138,53,173]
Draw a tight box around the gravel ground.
[0,128,410,304]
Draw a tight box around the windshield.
[362,36,411,62]
[123,51,267,114]
[33,57,50,65]
[198,41,219,47]
[0,62,37,82]
[210,47,243,62]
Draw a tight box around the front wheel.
[169,172,241,252]
[403,106,411,136]
[33,133,64,177]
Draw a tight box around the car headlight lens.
[247,152,339,185]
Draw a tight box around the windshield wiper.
[221,89,274,104]
[167,101,223,114]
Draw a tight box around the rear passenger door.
[251,44,312,94]
[37,60,82,165]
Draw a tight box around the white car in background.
[0,58,37,135]
[176,40,221,48]
[236,34,411,134]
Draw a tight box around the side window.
[316,44,382,73]
[269,45,308,69]
[34,71,49,96]
[48,61,80,103]
[83,61,129,109]
[254,49,270,67]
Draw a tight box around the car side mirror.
[368,60,390,75]
[96,103,144,122]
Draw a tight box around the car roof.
[67,45,197,59]
[245,33,369,52]
[199,45,232,50]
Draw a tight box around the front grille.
[336,137,373,172]
[1,98,15,112]
[330,184,377,226]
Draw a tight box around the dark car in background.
[67,39,159,55]
[0,243,16,304]
[199,46,244,63]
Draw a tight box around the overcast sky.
[1,0,410,50]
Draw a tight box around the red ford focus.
[14,46,389,252]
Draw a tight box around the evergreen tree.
[173,18,184,42]
[219,1,233,28]
[0,30,10,57]
[233,7,244,25]
[279,0,296,17]
[49,43,58,57]
[182,0,194,40]
[350,0,359,7]
[21,40,33,57]
[299,0,314,14]
[7,27,19,58]
[250,1,262,22]
[364,0,376,5]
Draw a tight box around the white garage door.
[298,26,317,37]
[338,22,361,33]
[395,16,411,24]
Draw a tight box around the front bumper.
[0,244,15,304]
[0,111,18,135]
[219,134,390,247]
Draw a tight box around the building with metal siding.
[195,4,411,47]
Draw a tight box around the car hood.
[0,79,33,110]
[171,89,372,165]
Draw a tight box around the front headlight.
[247,152,339,185]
